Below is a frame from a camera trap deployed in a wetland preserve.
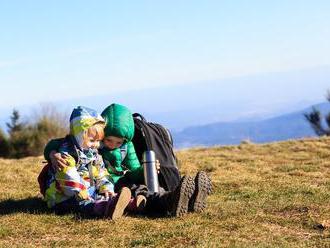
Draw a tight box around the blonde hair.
[82,122,105,146]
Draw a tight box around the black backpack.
[132,113,181,191]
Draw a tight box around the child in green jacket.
[99,104,144,187]
[99,103,147,212]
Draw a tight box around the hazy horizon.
[1,65,329,133]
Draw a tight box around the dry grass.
[0,137,329,247]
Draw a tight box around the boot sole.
[173,176,195,217]
[136,195,147,212]
[190,171,212,213]
[108,187,132,220]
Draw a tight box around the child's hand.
[156,160,161,174]
[104,191,116,200]
[50,151,69,171]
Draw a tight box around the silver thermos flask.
[142,150,159,193]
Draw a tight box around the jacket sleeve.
[94,155,115,194]
[43,137,65,162]
[100,148,126,184]
[55,153,89,200]
[123,141,144,184]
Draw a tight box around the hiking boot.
[188,171,213,213]
[126,195,147,214]
[171,176,195,217]
[106,187,132,220]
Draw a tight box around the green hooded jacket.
[100,104,143,184]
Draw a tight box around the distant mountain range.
[2,65,329,133]
[1,66,329,146]
[172,102,330,148]
[72,65,329,131]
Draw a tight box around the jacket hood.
[101,103,134,142]
[69,106,105,149]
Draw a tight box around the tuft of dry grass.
[0,137,329,247]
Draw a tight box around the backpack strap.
[132,113,146,121]
[133,114,152,149]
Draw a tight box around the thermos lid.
[142,150,156,163]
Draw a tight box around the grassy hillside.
[0,137,329,247]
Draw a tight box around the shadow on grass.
[0,197,50,215]
[0,197,172,219]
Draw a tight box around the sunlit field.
[0,137,329,247]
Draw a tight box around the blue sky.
[1,1,330,107]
